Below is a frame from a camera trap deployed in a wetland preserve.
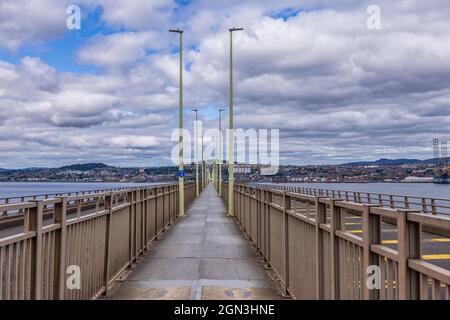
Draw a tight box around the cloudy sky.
[0,0,449,168]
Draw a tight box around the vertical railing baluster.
[431,199,437,215]
[102,193,113,297]
[397,209,421,300]
[330,199,342,299]
[54,197,67,300]
[2,198,9,216]
[362,204,381,300]
[28,201,43,300]
[315,197,327,299]
[283,191,290,297]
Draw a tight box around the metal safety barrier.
[221,182,450,300]
[262,184,450,217]
[0,182,197,300]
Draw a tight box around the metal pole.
[169,28,185,217]
[213,160,216,189]
[214,135,218,190]
[192,109,199,196]
[218,109,224,196]
[216,136,219,190]
[228,27,243,217]
[202,135,205,189]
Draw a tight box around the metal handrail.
[0,182,198,300]
[257,183,450,216]
[0,183,177,216]
[222,182,450,300]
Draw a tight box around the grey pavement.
[111,183,280,300]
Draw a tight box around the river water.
[0,181,449,200]
[0,182,171,199]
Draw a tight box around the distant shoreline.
[0,181,175,184]
[276,181,440,184]
[0,181,446,184]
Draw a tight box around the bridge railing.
[0,182,196,300]
[260,184,450,217]
[0,184,181,218]
[221,182,450,300]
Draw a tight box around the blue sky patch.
[268,6,324,21]
[269,7,302,21]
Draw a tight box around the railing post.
[421,199,427,214]
[144,188,149,248]
[54,197,67,300]
[362,204,381,300]
[261,188,266,260]
[138,189,142,257]
[168,187,173,225]
[315,197,327,299]
[404,197,410,209]
[329,199,342,300]
[129,190,135,263]
[266,189,272,269]
[154,188,159,239]
[247,188,251,235]
[257,188,261,251]
[103,193,113,297]
[2,198,9,215]
[431,199,437,215]
[141,189,146,252]
[240,185,244,224]
[241,187,246,231]
[397,209,422,300]
[236,185,240,223]
[234,183,238,217]
[283,191,290,296]
[28,200,43,300]
[162,187,166,230]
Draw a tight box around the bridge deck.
[111,184,280,300]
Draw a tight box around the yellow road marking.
[426,238,450,243]
[348,229,397,234]
[345,221,390,226]
[422,254,450,260]
[382,239,450,245]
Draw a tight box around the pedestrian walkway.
[111,184,280,300]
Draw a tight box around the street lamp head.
[229,27,244,32]
[169,28,183,33]
[191,108,199,112]
[218,108,226,113]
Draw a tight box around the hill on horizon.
[342,157,449,166]
[59,163,111,171]
[2,157,450,172]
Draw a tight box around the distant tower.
[433,137,440,168]
[433,137,450,183]
[441,137,448,172]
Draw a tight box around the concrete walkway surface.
[111,184,280,300]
